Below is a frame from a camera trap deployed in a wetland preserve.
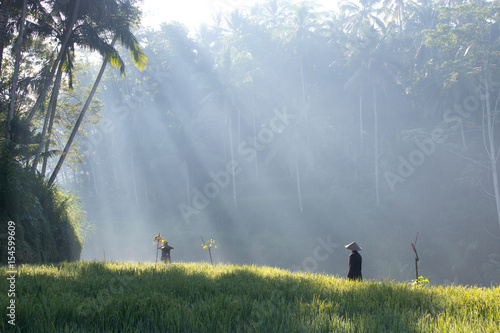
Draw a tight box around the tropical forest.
[2,0,500,289]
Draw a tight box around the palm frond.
[74,23,126,75]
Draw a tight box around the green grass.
[1,261,499,332]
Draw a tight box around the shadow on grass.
[0,261,452,332]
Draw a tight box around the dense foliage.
[0,147,82,263]
[0,0,145,263]
[0,261,498,332]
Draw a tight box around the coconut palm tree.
[3,0,54,143]
[48,0,147,185]
[282,1,322,105]
[25,0,81,124]
[343,20,402,206]
[0,0,11,78]
[341,0,388,35]
[383,0,417,33]
[28,0,146,174]
[200,44,256,208]
[0,0,40,77]
[6,0,27,145]
[254,0,288,30]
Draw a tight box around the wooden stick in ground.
[155,241,159,264]
[411,232,419,280]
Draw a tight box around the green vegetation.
[0,0,145,264]
[1,261,499,332]
[201,238,217,265]
[0,151,82,264]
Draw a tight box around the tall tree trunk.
[300,59,306,104]
[459,117,466,148]
[483,74,500,229]
[32,57,64,175]
[6,0,26,145]
[41,59,65,176]
[359,83,363,152]
[26,0,81,123]
[30,93,50,173]
[48,35,116,186]
[0,0,11,78]
[228,112,237,209]
[295,158,303,214]
[90,156,99,195]
[131,148,139,208]
[252,103,259,179]
[182,161,191,205]
[26,57,59,123]
[373,79,380,206]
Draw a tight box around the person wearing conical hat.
[345,241,362,281]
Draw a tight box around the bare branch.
[411,232,419,280]
[492,88,500,135]
[482,92,492,159]
[439,145,490,170]
[479,180,495,198]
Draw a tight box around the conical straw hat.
[345,241,362,251]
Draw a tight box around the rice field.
[1,261,499,332]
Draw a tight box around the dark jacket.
[347,251,362,280]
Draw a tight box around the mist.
[58,0,500,287]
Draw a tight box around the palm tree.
[283,1,321,105]
[29,0,146,175]
[25,0,81,124]
[343,21,402,206]
[6,0,27,145]
[0,0,11,77]
[0,0,50,76]
[254,0,288,30]
[40,55,66,176]
[48,0,147,185]
[406,0,441,79]
[269,113,315,214]
[341,0,388,35]
[200,44,256,208]
[29,0,81,172]
[383,0,417,32]
[342,22,380,152]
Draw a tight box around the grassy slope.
[1,261,499,332]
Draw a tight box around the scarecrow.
[153,233,174,264]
